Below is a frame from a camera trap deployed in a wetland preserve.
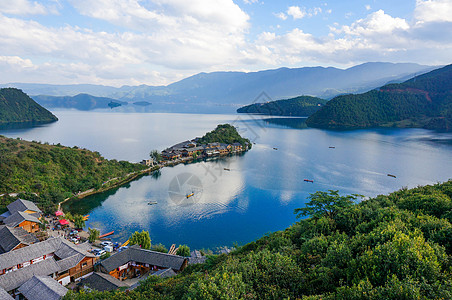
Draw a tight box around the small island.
[159,124,251,162]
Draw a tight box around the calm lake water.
[2,110,452,249]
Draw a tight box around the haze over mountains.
[1,62,436,113]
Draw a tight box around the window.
[82,262,88,267]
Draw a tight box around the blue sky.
[0,0,451,86]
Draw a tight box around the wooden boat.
[304,179,314,183]
[186,192,194,198]
[387,174,397,178]
[224,168,231,171]
[148,201,158,205]
[99,231,114,238]
[329,146,335,149]
[273,147,278,150]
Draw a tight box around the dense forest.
[197,124,251,148]
[237,95,327,116]
[0,88,58,124]
[306,64,452,131]
[0,136,146,213]
[65,180,452,299]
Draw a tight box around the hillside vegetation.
[0,88,57,124]
[306,64,452,131]
[65,180,452,299]
[0,136,146,213]
[237,95,327,116]
[197,124,251,147]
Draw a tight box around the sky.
[0,0,451,86]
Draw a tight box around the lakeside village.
[0,198,214,299]
[0,126,250,299]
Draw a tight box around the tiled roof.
[6,199,41,215]
[0,258,60,291]
[0,226,39,253]
[101,245,187,272]
[0,237,93,271]
[56,254,84,272]
[19,275,67,300]
[0,287,13,300]
[3,211,41,228]
[152,268,176,278]
[80,272,128,292]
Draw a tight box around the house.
[0,237,95,298]
[0,287,13,300]
[2,211,41,233]
[152,268,176,278]
[218,145,229,155]
[0,225,39,254]
[182,146,204,157]
[18,275,68,300]
[6,199,42,218]
[79,272,129,292]
[231,142,243,152]
[99,245,188,281]
[140,159,155,167]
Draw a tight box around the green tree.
[185,270,247,300]
[151,243,168,253]
[130,230,151,249]
[88,227,100,243]
[73,214,85,229]
[176,244,190,257]
[295,190,362,220]
[150,150,162,162]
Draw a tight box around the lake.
[1,110,452,250]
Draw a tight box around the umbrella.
[59,219,69,225]
[55,211,64,216]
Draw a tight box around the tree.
[88,227,99,243]
[176,244,190,257]
[151,243,168,253]
[73,214,85,229]
[130,230,151,249]
[295,190,362,220]
[149,150,162,162]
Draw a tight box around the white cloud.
[0,0,50,15]
[414,0,452,23]
[275,12,287,20]
[243,0,259,4]
[365,5,371,11]
[287,6,306,20]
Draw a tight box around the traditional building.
[0,237,95,298]
[0,226,39,254]
[18,275,68,300]
[2,211,41,233]
[99,245,188,281]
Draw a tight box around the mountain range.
[1,62,436,113]
[306,64,452,131]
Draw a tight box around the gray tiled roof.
[81,272,128,292]
[0,258,60,291]
[0,237,93,271]
[101,245,187,272]
[56,254,84,272]
[6,199,42,215]
[0,287,13,300]
[152,268,176,278]
[0,226,39,253]
[3,211,41,228]
[19,276,67,300]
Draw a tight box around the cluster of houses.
[161,138,247,161]
[0,199,194,299]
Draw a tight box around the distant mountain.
[1,63,436,112]
[306,64,452,131]
[237,95,327,116]
[0,88,57,125]
[32,94,128,111]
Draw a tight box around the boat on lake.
[329,146,335,149]
[224,168,230,171]
[186,192,194,198]
[304,179,314,183]
[273,147,278,150]
[387,174,397,178]
[148,201,158,205]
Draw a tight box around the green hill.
[306,64,452,130]
[0,136,146,213]
[64,180,452,299]
[32,93,128,111]
[197,124,251,147]
[0,88,58,124]
[237,95,327,116]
